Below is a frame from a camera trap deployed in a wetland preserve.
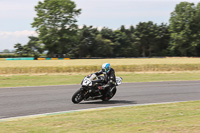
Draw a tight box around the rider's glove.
[98,86,103,90]
[98,84,109,90]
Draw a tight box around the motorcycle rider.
[94,63,116,99]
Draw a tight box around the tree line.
[14,0,200,58]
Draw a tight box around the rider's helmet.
[102,63,111,74]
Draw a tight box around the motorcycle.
[72,73,122,104]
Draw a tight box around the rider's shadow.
[79,100,137,104]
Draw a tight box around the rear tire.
[101,87,117,101]
[72,89,84,104]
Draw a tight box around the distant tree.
[119,26,139,57]
[3,49,10,53]
[193,2,200,56]
[93,34,113,57]
[32,0,81,57]
[129,25,135,33]
[120,25,126,33]
[169,2,199,56]
[120,25,132,35]
[10,50,15,53]
[133,21,158,57]
[22,45,32,56]
[112,29,133,57]
[14,43,24,56]
[14,36,44,57]
[100,27,114,40]
[77,25,99,58]
[14,43,32,57]
[154,23,170,56]
[26,36,44,58]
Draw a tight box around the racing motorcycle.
[72,73,122,104]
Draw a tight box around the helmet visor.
[102,67,109,72]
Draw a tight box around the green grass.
[0,71,200,88]
[0,74,83,87]
[123,71,200,82]
[1,101,200,133]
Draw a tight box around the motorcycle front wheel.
[72,89,84,104]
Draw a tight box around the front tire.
[72,89,84,104]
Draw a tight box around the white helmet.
[102,63,111,74]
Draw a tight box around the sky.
[0,0,199,51]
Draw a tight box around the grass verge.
[1,101,200,133]
[0,71,200,88]
[0,58,5,61]
[1,58,200,74]
[1,64,200,74]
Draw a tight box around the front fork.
[80,87,90,99]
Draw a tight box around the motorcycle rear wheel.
[72,89,84,104]
[101,87,117,101]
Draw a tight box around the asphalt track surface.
[1,81,200,119]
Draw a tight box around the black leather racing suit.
[95,68,116,97]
